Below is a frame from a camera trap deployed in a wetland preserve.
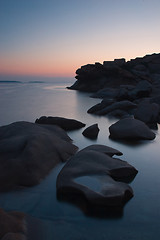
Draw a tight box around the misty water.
[0,81,160,239]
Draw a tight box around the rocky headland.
[68,53,160,130]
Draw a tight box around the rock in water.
[35,116,85,131]
[57,144,138,207]
[82,124,100,139]
[0,121,78,191]
[109,118,156,140]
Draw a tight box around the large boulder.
[57,144,138,207]
[109,118,156,140]
[35,116,85,131]
[82,124,100,139]
[0,121,78,190]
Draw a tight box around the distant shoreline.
[0,80,21,83]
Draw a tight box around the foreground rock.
[35,116,85,131]
[0,121,78,191]
[82,124,99,139]
[0,208,26,240]
[57,144,138,207]
[109,118,156,140]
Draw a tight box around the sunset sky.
[0,0,160,81]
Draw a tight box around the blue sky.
[0,0,160,80]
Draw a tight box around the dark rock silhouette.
[88,100,137,116]
[0,208,26,240]
[69,53,160,129]
[0,121,78,191]
[57,144,138,208]
[35,116,85,131]
[68,53,160,93]
[82,124,100,139]
[109,118,156,140]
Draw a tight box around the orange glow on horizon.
[0,59,76,77]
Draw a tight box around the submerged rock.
[35,116,85,131]
[0,121,78,191]
[57,144,138,207]
[82,124,100,139]
[109,118,156,140]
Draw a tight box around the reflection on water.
[0,82,160,239]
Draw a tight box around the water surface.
[0,81,160,239]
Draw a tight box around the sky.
[0,0,160,81]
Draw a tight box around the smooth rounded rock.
[109,118,156,140]
[57,145,138,207]
[0,121,78,190]
[82,124,100,139]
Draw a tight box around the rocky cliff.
[68,53,160,92]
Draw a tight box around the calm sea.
[0,81,160,239]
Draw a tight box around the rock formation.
[57,144,138,208]
[109,118,156,140]
[0,121,78,191]
[68,53,160,93]
[35,116,85,131]
[82,124,100,139]
[68,53,160,128]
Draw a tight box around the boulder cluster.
[0,117,138,213]
[69,53,160,130]
[2,54,159,228]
